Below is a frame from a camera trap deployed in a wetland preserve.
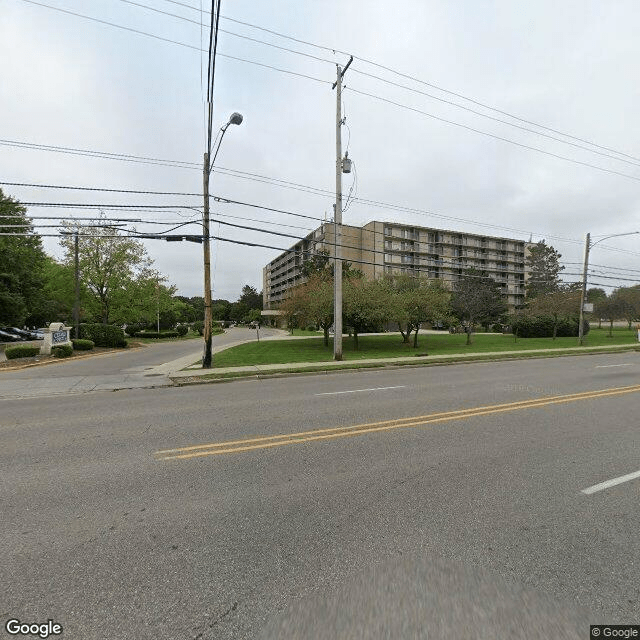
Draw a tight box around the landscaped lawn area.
[210,327,638,367]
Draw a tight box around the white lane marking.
[315,385,406,396]
[581,469,640,495]
[594,364,634,368]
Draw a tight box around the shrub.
[492,323,504,333]
[72,339,94,350]
[510,315,589,338]
[176,325,188,336]
[306,325,317,332]
[5,345,40,359]
[192,320,204,335]
[125,322,148,337]
[133,331,179,339]
[52,344,73,358]
[80,323,127,347]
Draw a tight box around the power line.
[346,87,640,184]
[118,0,338,66]
[121,0,640,169]
[17,0,640,183]
[17,0,330,85]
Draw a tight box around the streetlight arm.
[590,231,639,248]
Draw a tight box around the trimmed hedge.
[192,320,204,335]
[176,325,188,336]
[72,339,94,351]
[133,331,179,339]
[510,314,589,338]
[52,344,73,358]
[79,323,127,347]
[5,345,40,359]
[191,321,224,336]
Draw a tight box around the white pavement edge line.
[314,386,406,396]
[581,470,640,495]
[594,364,634,368]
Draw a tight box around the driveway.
[0,328,286,399]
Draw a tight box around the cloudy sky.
[2,0,640,301]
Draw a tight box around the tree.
[0,190,48,326]
[384,274,451,347]
[343,277,389,349]
[36,256,76,326]
[452,269,508,345]
[525,240,565,300]
[301,249,362,280]
[528,286,582,339]
[59,218,155,324]
[279,274,334,345]
[238,285,263,310]
[596,296,624,337]
[610,286,640,329]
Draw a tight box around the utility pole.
[578,233,590,346]
[73,229,80,339]
[202,150,213,367]
[332,56,353,361]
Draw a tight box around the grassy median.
[208,327,638,368]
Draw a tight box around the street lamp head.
[228,112,243,126]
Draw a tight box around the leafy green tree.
[528,286,582,339]
[525,240,565,299]
[343,277,389,350]
[610,286,640,329]
[0,190,48,326]
[211,299,231,321]
[59,218,155,324]
[384,274,451,347]
[36,256,76,325]
[301,249,362,280]
[238,285,263,310]
[596,296,625,337]
[279,273,334,344]
[452,269,508,345]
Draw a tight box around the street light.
[578,230,639,345]
[202,112,243,368]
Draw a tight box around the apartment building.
[263,221,533,312]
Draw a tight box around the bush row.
[5,345,40,359]
[191,321,224,336]
[52,344,73,358]
[133,331,179,339]
[72,339,94,351]
[510,314,589,338]
[79,324,127,348]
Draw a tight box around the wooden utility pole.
[578,233,590,346]
[73,229,80,339]
[332,56,353,361]
[202,150,213,368]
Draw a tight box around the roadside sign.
[583,303,594,313]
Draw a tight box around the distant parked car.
[8,327,36,340]
[0,329,23,342]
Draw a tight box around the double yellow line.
[154,383,640,461]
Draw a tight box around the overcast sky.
[2,0,640,300]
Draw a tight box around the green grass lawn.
[209,327,639,368]
[132,332,203,344]
[288,328,324,336]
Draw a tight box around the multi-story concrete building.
[263,221,533,314]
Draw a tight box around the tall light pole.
[578,230,639,345]
[202,112,243,368]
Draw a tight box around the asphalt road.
[2,351,639,638]
[0,328,282,398]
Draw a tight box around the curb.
[170,346,640,386]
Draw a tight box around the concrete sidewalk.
[168,342,640,380]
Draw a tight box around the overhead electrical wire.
[16,0,640,183]
[160,0,640,164]
[5,178,640,257]
[16,0,330,85]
